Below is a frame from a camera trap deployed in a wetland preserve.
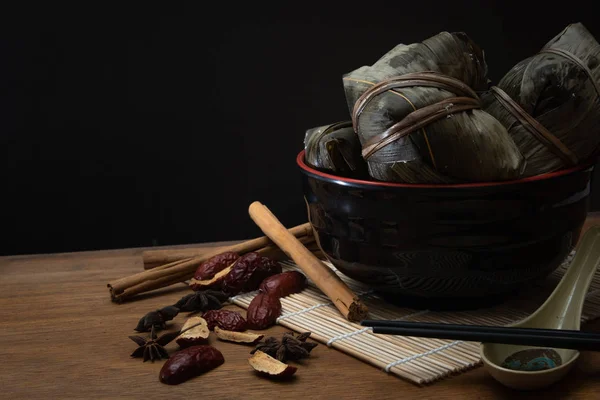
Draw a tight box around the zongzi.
[343,31,490,111]
[482,22,600,177]
[343,32,525,183]
[304,121,368,178]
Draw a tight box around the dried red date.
[202,309,247,331]
[245,257,282,291]
[159,345,224,385]
[221,253,261,295]
[193,251,239,280]
[246,293,282,330]
[222,252,282,295]
[189,265,233,291]
[259,271,307,298]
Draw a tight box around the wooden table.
[3,215,600,399]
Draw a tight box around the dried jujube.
[221,252,282,295]
[243,257,283,292]
[159,345,224,385]
[259,271,307,298]
[246,293,282,330]
[193,252,239,280]
[189,266,233,291]
[202,309,248,331]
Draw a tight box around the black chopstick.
[361,320,588,337]
[360,321,600,351]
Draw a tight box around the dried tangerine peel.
[176,317,210,348]
[248,350,297,378]
[214,326,264,344]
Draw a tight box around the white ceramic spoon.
[481,225,600,390]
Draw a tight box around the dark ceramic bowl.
[298,150,593,305]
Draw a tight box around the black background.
[2,2,599,256]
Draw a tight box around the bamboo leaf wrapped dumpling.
[344,31,490,111]
[304,121,368,178]
[482,22,600,177]
[343,32,525,183]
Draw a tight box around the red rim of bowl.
[297,150,593,189]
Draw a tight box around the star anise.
[172,290,229,313]
[129,326,180,362]
[250,331,318,362]
[134,305,180,332]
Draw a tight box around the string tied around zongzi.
[352,72,482,160]
[342,32,526,183]
[489,86,578,166]
[481,23,600,178]
[538,48,600,99]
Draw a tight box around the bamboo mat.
[231,252,600,385]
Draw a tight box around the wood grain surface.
[2,216,600,399]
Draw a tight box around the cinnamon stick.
[248,201,368,322]
[107,223,314,302]
[112,241,323,303]
[144,251,218,270]
[142,223,313,265]
[111,270,192,303]
[144,261,183,270]
[143,244,323,270]
[143,242,325,270]
[148,257,194,272]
